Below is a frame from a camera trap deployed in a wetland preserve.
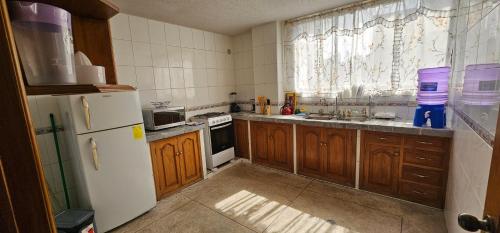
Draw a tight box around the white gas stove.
[190,112,234,170]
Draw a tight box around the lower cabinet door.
[361,143,400,196]
[323,128,356,187]
[150,137,182,199]
[234,119,250,159]
[177,132,202,186]
[251,122,270,164]
[297,125,323,176]
[268,123,293,172]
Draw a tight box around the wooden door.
[177,132,202,186]
[234,119,249,159]
[150,137,182,199]
[297,125,323,176]
[0,1,56,231]
[323,128,356,187]
[268,123,293,172]
[361,143,400,196]
[251,121,270,164]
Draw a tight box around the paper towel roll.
[76,65,106,84]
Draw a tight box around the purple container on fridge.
[462,63,500,106]
[416,66,450,105]
[8,1,76,85]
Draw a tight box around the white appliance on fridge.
[58,91,156,232]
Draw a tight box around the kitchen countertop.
[146,123,205,142]
[232,112,453,138]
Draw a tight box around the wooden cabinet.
[250,121,293,172]
[233,119,249,159]
[149,132,202,200]
[360,131,450,208]
[297,125,356,186]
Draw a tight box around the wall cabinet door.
[361,143,400,196]
[234,119,249,159]
[177,132,202,186]
[268,124,293,172]
[297,125,323,176]
[150,137,182,199]
[251,122,270,164]
[323,128,356,186]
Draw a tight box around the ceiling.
[112,0,360,35]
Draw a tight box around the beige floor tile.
[182,166,304,232]
[265,190,402,233]
[110,193,191,233]
[137,201,255,233]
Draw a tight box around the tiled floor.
[111,161,447,233]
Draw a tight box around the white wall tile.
[181,48,194,68]
[193,29,205,50]
[193,68,208,87]
[205,51,217,68]
[129,16,149,42]
[156,89,172,102]
[206,68,218,86]
[186,87,209,106]
[204,31,215,51]
[151,44,168,67]
[193,50,206,69]
[171,88,187,106]
[110,14,131,40]
[113,39,134,66]
[139,90,157,107]
[167,46,183,67]
[132,42,152,66]
[148,20,166,44]
[215,52,225,69]
[135,67,155,90]
[214,34,226,52]
[154,67,170,89]
[116,66,137,87]
[170,68,185,88]
[165,23,181,46]
[183,68,194,87]
[179,26,194,48]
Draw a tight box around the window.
[283,0,456,97]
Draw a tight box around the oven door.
[210,121,234,155]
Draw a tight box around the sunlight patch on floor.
[214,190,357,233]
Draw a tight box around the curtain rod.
[285,0,385,24]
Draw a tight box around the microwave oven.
[142,106,186,130]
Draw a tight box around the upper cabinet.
[297,125,356,187]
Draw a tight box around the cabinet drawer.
[401,165,443,186]
[404,149,445,169]
[399,181,443,208]
[364,131,402,145]
[406,136,448,152]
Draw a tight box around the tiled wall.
[27,96,78,214]
[110,13,236,117]
[445,0,499,232]
[233,31,254,111]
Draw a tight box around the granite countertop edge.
[231,113,453,138]
[146,123,205,142]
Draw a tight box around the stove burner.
[194,112,228,118]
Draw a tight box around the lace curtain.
[283,0,456,97]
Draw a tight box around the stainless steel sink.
[305,114,334,120]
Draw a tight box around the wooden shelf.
[25,84,135,95]
[7,0,119,20]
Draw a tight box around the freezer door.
[63,91,143,135]
[75,124,156,232]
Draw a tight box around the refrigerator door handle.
[82,96,91,130]
[90,137,100,170]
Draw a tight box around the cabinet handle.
[378,137,387,140]
[416,141,433,145]
[394,152,399,156]
[413,173,428,178]
[90,138,99,170]
[416,156,431,161]
[82,96,91,130]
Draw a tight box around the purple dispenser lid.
[465,63,500,71]
[417,66,451,75]
[8,1,71,28]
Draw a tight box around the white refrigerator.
[58,91,156,232]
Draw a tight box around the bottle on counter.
[266,99,271,115]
